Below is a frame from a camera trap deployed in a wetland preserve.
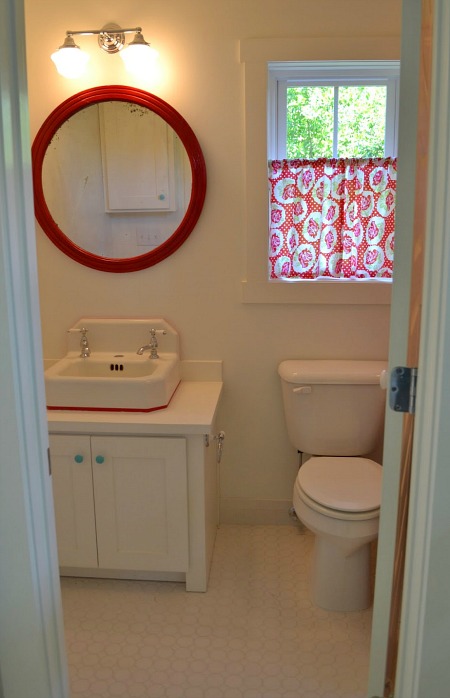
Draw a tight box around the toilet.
[278,359,387,612]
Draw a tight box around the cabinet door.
[99,102,175,211]
[91,436,188,572]
[49,435,98,568]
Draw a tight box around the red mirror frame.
[32,85,207,273]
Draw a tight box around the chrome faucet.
[67,326,91,357]
[136,328,166,359]
[79,327,90,358]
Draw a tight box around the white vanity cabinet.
[49,434,188,573]
[47,378,223,592]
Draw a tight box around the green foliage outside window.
[286,85,387,159]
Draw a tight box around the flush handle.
[293,386,312,394]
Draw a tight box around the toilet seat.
[295,482,380,521]
[297,456,382,516]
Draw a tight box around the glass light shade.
[51,45,90,79]
[120,42,159,77]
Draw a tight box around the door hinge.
[389,366,418,414]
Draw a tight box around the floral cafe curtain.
[268,158,397,280]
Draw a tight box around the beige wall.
[25,0,402,523]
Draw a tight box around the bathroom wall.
[24,0,402,523]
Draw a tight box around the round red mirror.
[32,85,207,272]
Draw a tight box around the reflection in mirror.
[32,86,207,273]
[42,102,192,259]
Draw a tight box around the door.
[92,436,189,572]
[49,435,98,568]
[0,2,69,694]
[368,0,434,695]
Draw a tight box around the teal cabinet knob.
[74,454,84,463]
[95,455,105,464]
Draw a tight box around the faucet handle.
[68,326,89,335]
[148,328,166,358]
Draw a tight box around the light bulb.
[120,32,159,77]
[51,36,90,79]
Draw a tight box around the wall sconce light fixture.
[51,24,158,79]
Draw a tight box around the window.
[268,61,400,282]
[268,61,400,161]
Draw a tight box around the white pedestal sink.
[45,318,181,412]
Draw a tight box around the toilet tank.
[278,360,387,456]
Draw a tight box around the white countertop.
[47,381,223,436]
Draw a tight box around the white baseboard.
[219,497,295,525]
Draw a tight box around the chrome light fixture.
[51,24,158,79]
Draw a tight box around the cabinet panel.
[49,434,98,568]
[91,436,188,572]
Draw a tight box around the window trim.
[240,37,400,305]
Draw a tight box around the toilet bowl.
[293,456,382,612]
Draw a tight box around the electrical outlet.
[136,230,162,246]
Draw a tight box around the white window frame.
[268,61,400,160]
[240,36,400,305]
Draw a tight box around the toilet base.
[310,535,372,612]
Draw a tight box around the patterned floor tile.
[61,525,372,698]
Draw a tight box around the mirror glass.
[32,86,207,272]
[42,102,192,259]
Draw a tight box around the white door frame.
[1,0,450,695]
[0,0,69,695]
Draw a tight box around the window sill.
[241,279,392,305]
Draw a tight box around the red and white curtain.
[268,157,397,280]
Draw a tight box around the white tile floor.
[61,525,373,698]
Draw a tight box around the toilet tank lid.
[278,360,387,385]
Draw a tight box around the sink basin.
[45,318,181,412]
[45,353,180,411]
[54,355,161,379]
